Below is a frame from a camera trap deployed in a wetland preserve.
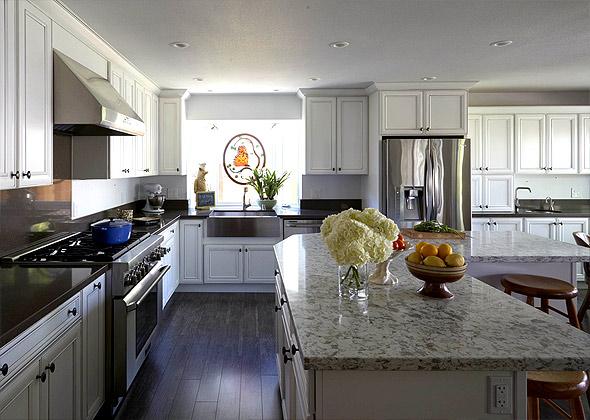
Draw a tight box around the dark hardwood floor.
[116,293,282,420]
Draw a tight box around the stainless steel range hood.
[53,51,145,137]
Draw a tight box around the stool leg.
[526,296,534,306]
[566,298,582,329]
[527,397,540,420]
[540,299,549,314]
[578,291,590,325]
[570,397,585,420]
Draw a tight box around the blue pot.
[92,219,132,245]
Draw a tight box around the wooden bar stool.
[501,274,587,420]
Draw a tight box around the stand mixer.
[142,183,166,214]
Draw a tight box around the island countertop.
[273,232,590,371]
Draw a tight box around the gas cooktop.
[13,231,150,263]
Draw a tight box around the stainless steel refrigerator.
[381,138,471,230]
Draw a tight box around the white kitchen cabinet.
[204,245,243,283]
[482,115,513,174]
[471,217,523,232]
[547,114,577,174]
[0,357,41,420]
[337,97,368,174]
[380,91,423,135]
[472,174,513,213]
[244,246,277,283]
[305,96,368,175]
[109,68,137,178]
[41,323,82,420]
[423,90,467,135]
[525,217,556,239]
[150,94,159,174]
[580,114,590,174]
[162,222,179,309]
[471,218,490,232]
[468,115,482,173]
[515,114,546,174]
[179,220,203,284]
[81,277,104,420]
[159,92,187,175]
[380,90,467,136]
[305,97,337,174]
[16,0,53,188]
[134,82,146,176]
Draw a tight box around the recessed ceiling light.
[273,89,279,92]
[421,76,437,81]
[207,89,213,92]
[169,41,190,49]
[329,41,350,49]
[193,77,204,82]
[309,77,320,81]
[489,40,513,47]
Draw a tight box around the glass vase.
[338,264,369,300]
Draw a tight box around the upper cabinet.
[304,95,368,175]
[470,114,514,175]
[380,90,467,136]
[159,91,188,175]
[516,113,577,174]
[580,114,590,174]
[0,0,16,190]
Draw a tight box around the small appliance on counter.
[142,183,166,214]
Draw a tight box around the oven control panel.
[123,246,169,287]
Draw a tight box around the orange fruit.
[420,243,438,257]
[415,241,428,254]
[437,243,453,259]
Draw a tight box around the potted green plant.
[246,168,290,210]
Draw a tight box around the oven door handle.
[124,265,170,312]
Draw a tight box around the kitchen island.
[273,232,590,420]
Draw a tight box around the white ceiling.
[61,0,590,93]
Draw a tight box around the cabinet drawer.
[0,294,80,387]
[160,221,178,243]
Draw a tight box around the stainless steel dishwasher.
[283,219,324,238]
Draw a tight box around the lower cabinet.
[180,220,203,284]
[203,244,277,284]
[0,275,106,420]
[162,222,180,308]
[471,217,523,232]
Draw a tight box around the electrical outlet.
[571,188,581,198]
[488,376,513,414]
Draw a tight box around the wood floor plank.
[239,336,263,420]
[215,342,242,420]
[192,401,217,420]
[168,379,201,420]
[261,375,282,420]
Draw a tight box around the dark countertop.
[0,265,108,347]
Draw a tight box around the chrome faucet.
[545,196,555,211]
[514,187,532,213]
[242,186,251,210]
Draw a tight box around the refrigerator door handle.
[424,141,434,220]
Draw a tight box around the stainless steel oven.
[113,257,170,395]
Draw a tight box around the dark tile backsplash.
[299,199,363,211]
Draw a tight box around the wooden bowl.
[405,258,468,299]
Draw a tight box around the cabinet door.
[17,1,52,188]
[180,221,203,284]
[109,65,126,178]
[0,0,17,190]
[491,217,523,232]
[0,358,41,420]
[471,218,490,232]
[159,98,183,175]
[40,323,82,420]
[423,90,467,135]
[515,114,546,174]
[150,95,159,174]
[244,246,277,283]
[121,77,136,176]
[546,114,577,174]
[468,115,483,173]
[81,277,104,420]
[558,218,588,244]
[482,115,513,174]
[142,91,152,175]
[471,175,483,212]
[203,245,243,283]
[162,236,175,309]
[524,218,557,239]
[134,83,146,176]
[580,114,590,174]
[305,97,336,174]
[337,97,368,174]
[380,91,423,135]
[483,175,513,212]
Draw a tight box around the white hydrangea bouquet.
[320,208,399,299]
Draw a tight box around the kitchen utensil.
[92,219,132,245]
[405,258,467,299]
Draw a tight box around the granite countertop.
[476,211,590,218]
[273,233,590,371]
[0,265,108,347]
